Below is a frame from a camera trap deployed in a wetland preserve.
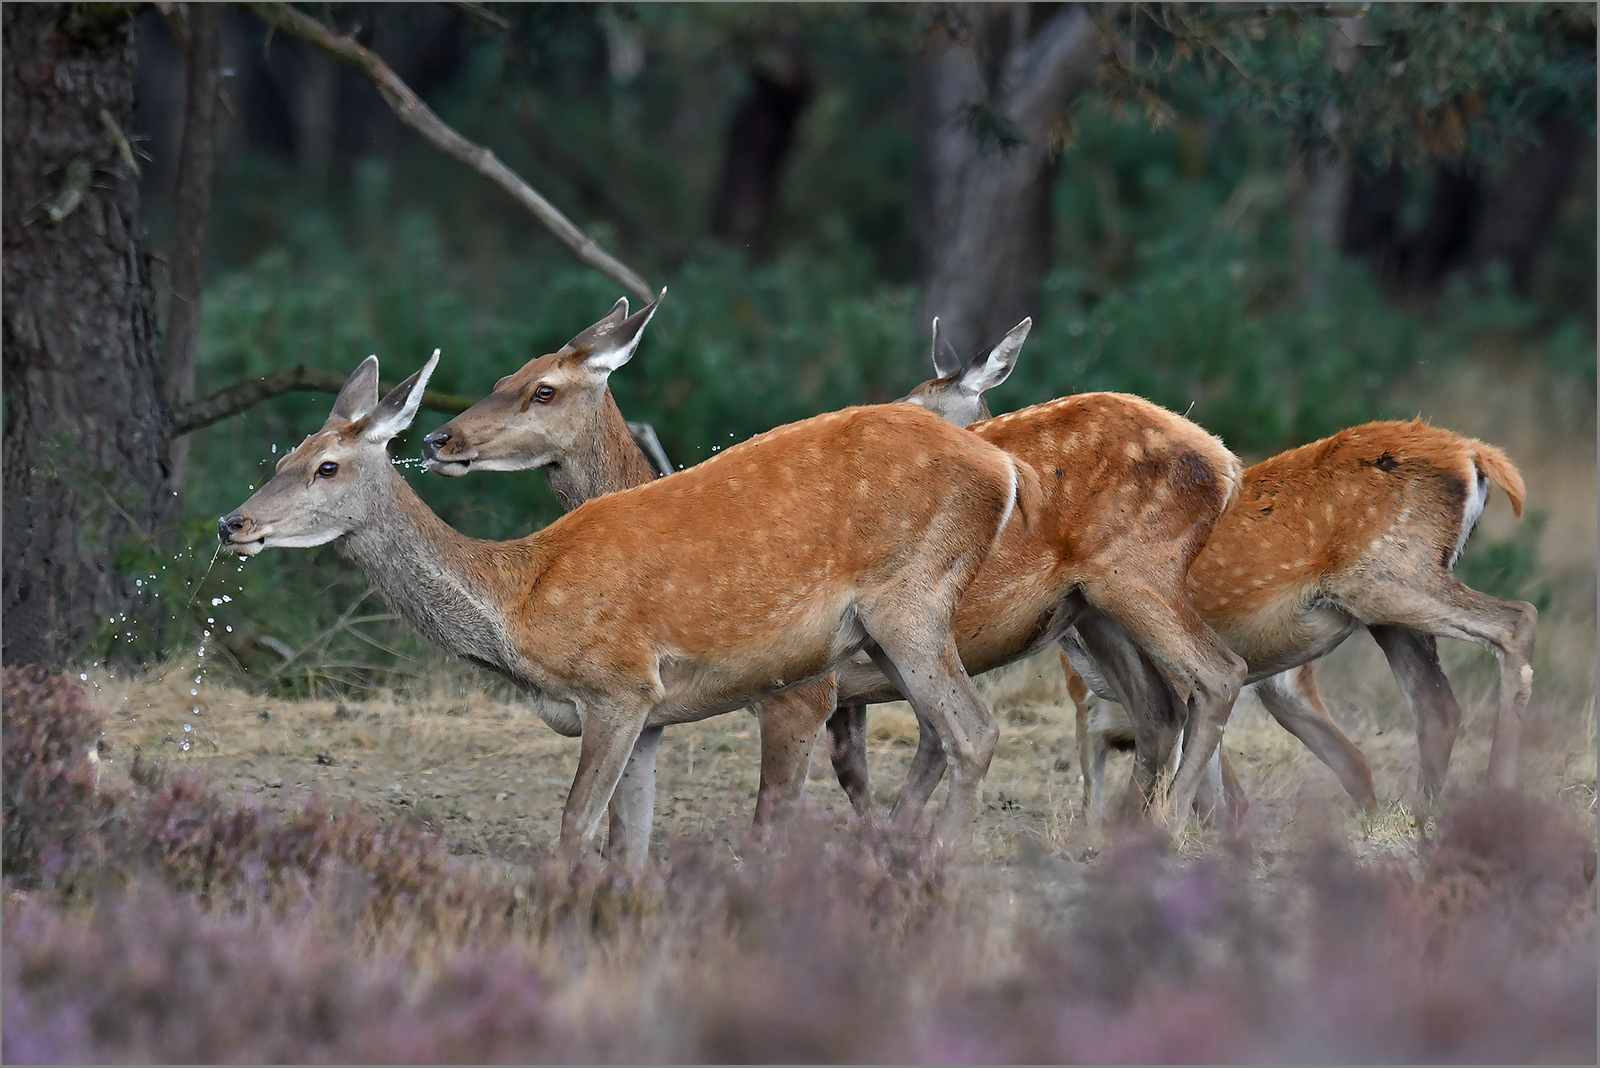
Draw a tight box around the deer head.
[218,351,439,554]
[422,290,664,476]
[899,316,1030,427]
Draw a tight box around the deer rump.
[830,391,1244,706]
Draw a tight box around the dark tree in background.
[710,31,815,256]
[3,4,172,665]
[917,3,1102,357]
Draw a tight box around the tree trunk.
[1471,115,1586,294]
[709,33,814,256]
[163,2,220,496]
[3,4,173,666]
[917,4,1101,358]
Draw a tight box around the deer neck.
[338,464,533,677]
[544,389,659,511]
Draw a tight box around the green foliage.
[1457,511,1555,612]
[1110,3,1597,170]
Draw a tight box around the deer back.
[1187,419,1526,632]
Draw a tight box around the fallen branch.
[237,1,653,303]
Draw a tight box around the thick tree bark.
[917,4,1101,358]
[710,34,814,256]
[163,2,220,495]
[3,4,173,666]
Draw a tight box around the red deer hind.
[219,342,1034,868]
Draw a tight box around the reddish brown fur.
[1188,420,1518,639]
[1073,418,1536,805]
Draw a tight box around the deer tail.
[1472,441,1526,519]
[1006,455,1044,534]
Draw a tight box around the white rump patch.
[1449,468,1490,569]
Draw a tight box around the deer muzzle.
[421,428,476,476]
[217,513,267,555]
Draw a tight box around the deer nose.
[421,430,452,460]
[218,514,247,542]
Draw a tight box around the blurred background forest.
[4,2,1595,688]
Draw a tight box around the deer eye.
[533,384,556,403]
[317,461,339,479]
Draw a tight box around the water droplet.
[271,443,277,454]
[225,625,233,633]
[190,689,198,696]
[79,673,87,681]
[183,724,192,732]
[181,741,191,751]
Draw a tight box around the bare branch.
[236,1,653,303]
[172,367,476,436]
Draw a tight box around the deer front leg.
[562,702,652,861]
[1255,664,1377,811]
[826,701,873,814]
[752,676,838,826]
[603,725,665,872]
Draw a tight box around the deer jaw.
[423,293,662,489]
[220,428,397,554]
[222,351,440,557]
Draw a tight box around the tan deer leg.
[1062,649,1099,817]
[1368,625,1462,799]
[1254,665,1378,811]
[864,635,997,846]
[1080,585,1246,830]
[826,700,873,814]
[751,676,838,826]
[561,702,653,859]
[1217,744,1248,825]
[1069,612,1190,818]
[1342,578,1537,790]
[603,725,665,870]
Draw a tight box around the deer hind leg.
[562,701,652,862]
[1367,625,1462,800]
[752,676,838,827]
[826,700,874,815]
[1081,584,1246,830]
[603,724,665,871]
[1069,612,1191,821]
[1344,578,1537,790]
[862,632,995,847]
[1254,665,1377,811]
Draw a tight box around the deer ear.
[563,295,629,358]
[930,317,964,379]
[362,349,440,443]
[579,287,665,375]
[330,355,381,423]
[960,317,1029,395]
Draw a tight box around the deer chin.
[423,456,473,477]
[221,535,266,557]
